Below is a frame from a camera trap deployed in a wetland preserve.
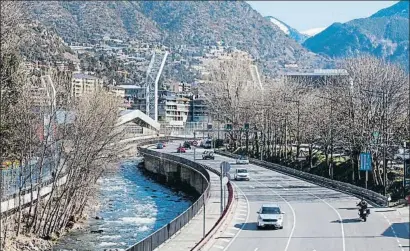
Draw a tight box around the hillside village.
[25,34,257,133]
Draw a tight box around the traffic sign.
[405,159,410,179]
[207,123,213,130]
[372,131,379,138]
[220,161,231,174]
[360,152,372,171]
[244,123,250,130]
[225,124,232,130]
[192,140,198,146]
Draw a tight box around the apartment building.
[110,84,146,110]
[158,90,191,127]
[71,73,103,98]
[190,97,209,123]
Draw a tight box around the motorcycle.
[358,207,370,222]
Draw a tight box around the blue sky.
[247,1,399,31]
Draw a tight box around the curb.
[199,183,239,251]
[191,182,235,251]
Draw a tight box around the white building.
[71,73,103,98]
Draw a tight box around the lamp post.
[284,97,300,160]
[362,89,387,196]
[315,95,336,179]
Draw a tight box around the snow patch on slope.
[269,17,290,35]
[301,27,326,37]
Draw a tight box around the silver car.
[234,168,250,181]
[257,204,285,229]
[236,155,249,164]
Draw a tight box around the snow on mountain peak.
[301,27,326,37]
[269,17,290,35]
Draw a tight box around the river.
[53,158,194,250]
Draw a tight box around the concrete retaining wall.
[142,155,207,196]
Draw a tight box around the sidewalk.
[157,171,225,251]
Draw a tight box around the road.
[152,141,409,251]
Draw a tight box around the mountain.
[19,20,76,64]
[303,1,409,70]
[300,28,326,37]
[22,1,329,75]
[265,16,308,43]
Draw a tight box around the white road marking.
[303,192,346,251]
[253,178,296,251]
[238,213,247,216]
[253,248,259,251]
[225,232,235,236]
[214,245,225,249]
[235,217,246,221]
[220,239,231,243]
[239,209,247,212]
[382,214,405,251]
[222,182,250,251]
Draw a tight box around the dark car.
[156,143,164,149]
[202,151,215,160]
[183,141,191,149]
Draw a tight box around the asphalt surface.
[152,141,409,251]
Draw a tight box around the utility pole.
[315,95,338,179]
[285,113,288,160]
[284,98,300,159]
[382,91,387,196]
[330,100,334,179]
[362,89,387,195]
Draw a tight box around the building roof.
[283,69,349,77]
[115,85,144,90]
[117,109,160,131]
[73,73,99,80]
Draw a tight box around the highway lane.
[148,141,408,251]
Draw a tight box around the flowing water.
[54,158,194,250]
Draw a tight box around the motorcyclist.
[357,198,368,216]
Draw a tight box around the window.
[261,207,281,214]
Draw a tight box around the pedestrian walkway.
[157,170,225,251]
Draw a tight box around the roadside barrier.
[215,150,389,207]
[127,147,234,251]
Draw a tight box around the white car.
[236,155,249,165]
[257,204,285,229]
[234,168,250,181]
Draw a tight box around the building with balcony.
[110,85,146,110]
[169,82,192,93]
[158,90,191,127]
[190,97,209,123]
[71,73,103,98]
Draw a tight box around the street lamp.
[315,95,336,179]
[284,97,300,160]
[361,89,387,196]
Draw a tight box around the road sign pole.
[365,170,368,189]
[222,176,225,209]
[220,164,223,216]
[203,194,206,238]
[194,147,196,160]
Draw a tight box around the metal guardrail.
[215,150,389,207]
[1,156,55,199]
[1,136,170,206]
[126,148,213,251]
